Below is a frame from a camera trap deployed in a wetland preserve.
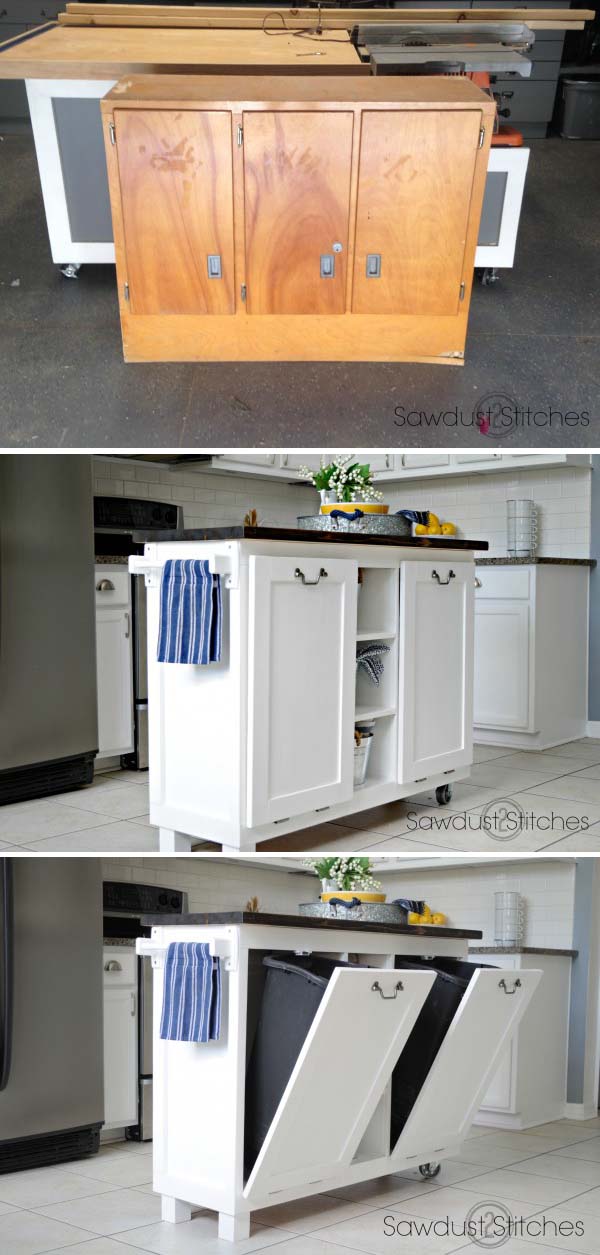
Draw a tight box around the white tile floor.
[3,742,600,853]
[5,1120,600,1254]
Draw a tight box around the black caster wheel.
[60,263,81,279]
[419,1162,441,1179]
[435,784,453,806]
[480,267,500,287]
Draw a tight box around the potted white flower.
[298,456,387,515]
[304,856,385,903]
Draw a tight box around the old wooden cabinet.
[101,75,494,363]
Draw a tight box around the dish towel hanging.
[160,942,221,1043]
[356,642,390,687]
[157,559,222,665]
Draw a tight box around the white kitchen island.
[130,526,487,852]
[137,912,540,1241]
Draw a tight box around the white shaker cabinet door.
[398,561,474,782]
[96,606,134,756]
[474,600,531,730]
[247,555,357,827]
[103,986,138,1129]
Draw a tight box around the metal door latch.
[320,254,335,279]
[366,253,381,278]
[432,569,456,585]
[499,978,522,995]
[295,567,328,586]
[207,254,222,279]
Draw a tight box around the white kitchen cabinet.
[247,556,357,826]
[139,918,540,1241]
[399,562,473,781]
[468,951,571,1129]
[197,453,590,483]
[474,562,589,749]
[95,565,134,759]
[103,947,138,1131]
[131,535,480,851]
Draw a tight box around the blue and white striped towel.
[160,942,221,1043]
[157,559,222,665]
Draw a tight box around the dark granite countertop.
[95,556,129,565]
[133,525,488,552]
[476,557,594,567]
[469,945,577,957]
[103,937,136,947]
[140,910,482,939]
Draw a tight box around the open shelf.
[356,630,396,643]
[355,705,396,722]
[357,567,399,638]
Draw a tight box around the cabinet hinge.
[459,281,466,301]
[109,121,116,147]
[124,282,130,302]
[237,124,243,147]
[240,284,247,302]
[479,126,485,149]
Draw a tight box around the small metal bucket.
[354,730,373,787]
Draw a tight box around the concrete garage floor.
[0,131,599,447]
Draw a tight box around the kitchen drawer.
[495,79,559,122]
[94,567,130,606]
[103,948,136,986]
[475,567,531,599]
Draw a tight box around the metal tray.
[297,513,413,536]
[299,901,408,923]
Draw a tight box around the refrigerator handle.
[0,858,14,1092]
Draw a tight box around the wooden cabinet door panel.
[243,111,353,315]
[114,109,234,315]
[353,110,481,316]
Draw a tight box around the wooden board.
[0,25,362,79]
[114,109,235,314]
[243,110,354,315]
[63,4,594,26]
[352,110,481,316]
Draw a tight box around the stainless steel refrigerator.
[0,858,104,1172]
[0,455,98,803]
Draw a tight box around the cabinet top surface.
[0,26,362,77]
[469,945,577,957]
[102,71,495,107]
[133,525,489,551]
[476,556,594,567]
[141,910,483,939]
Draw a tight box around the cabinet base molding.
[473,1103,567,1131]
[564,1102,599,1121]
[120,311,467,365]
[474,727,587,751]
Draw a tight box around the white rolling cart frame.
[138,919,541,1242]
[130,537,477,852]
[24,77,528,276]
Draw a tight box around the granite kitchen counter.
[133,525,488,550]
[469,945,577,957]
[141,910,482,939]
[476,557,594,567]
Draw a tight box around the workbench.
[137,912,541,1241]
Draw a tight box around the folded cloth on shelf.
[160,942,221,1043]
[356,641,391,687]
[157,559,222,665]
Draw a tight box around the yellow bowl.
[321,891,386,903]
[320,502,389,516]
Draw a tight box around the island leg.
[218,1211,251,1242]
[161,1196,192,1223]
[159,828,194,852]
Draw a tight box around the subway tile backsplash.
[94,458,592,560]
[386,465,592,559]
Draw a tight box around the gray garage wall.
[588,458,600,721]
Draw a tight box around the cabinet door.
[96,606,134,756]
[103,987,137,1129]
[247,555,357,826]
[243,110,353,314]
[474,601,531,730]
[453,454,503,464]
[352,110,482,315]
[402,454,450,470]
[398,562,473,782]
[114,109,234,315]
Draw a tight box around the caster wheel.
[480,267,499,287]
[60,263,81,279]
[419,1162,441,1179]
[436,784,453,806]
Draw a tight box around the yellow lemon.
[427,512,441,529]
[421,904,432,920]
[408,911,421,925]
[441,522,457,536]
[427,524,440,535]
[414,523,428,535]
[432,913,447,926]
